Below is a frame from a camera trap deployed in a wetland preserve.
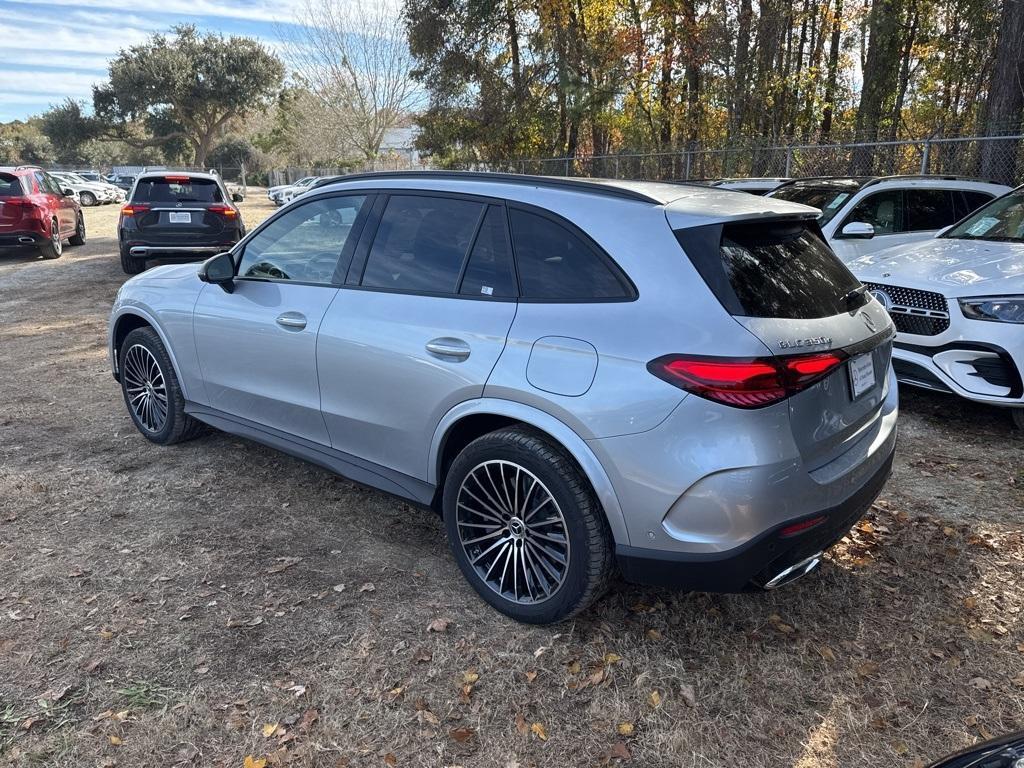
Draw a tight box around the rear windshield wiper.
[843,284,868,310]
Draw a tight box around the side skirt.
[184,402,436,508]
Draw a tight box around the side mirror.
[62,188,75,197]
[840,221,876,239]
[198,251,236,293]
[231,192,244,202]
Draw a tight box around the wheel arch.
[429,399,630,546]
[110,309,190,401]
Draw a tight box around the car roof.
[135,171,221,182]
[311,171,819,228]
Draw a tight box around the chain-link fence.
[505,135,1024,185]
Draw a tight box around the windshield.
[770,184,859,225]
[945,189,1024,242]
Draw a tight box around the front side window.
[238,195,367,285]
[509,208,630,300]
[842,190,903,235]
[361,195,484,293]
[904,189,957,232]
[945,190,1024,242]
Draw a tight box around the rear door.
[130,176,236,247]
[316,193,517,480]
[192,193,369,443]
[676,219,893,466]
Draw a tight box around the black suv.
[118,172,245,274]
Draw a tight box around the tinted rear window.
[132,177,223,204]
[676,220,864,319]
[0,174,25,196]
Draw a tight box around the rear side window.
[132,177,223,204]
[361,195,484,293]
[954,191,994,220]
[459,205,517,298]
[0,174,25,196]
[904,189,956,231]
[676,220,864,320]
[843,190,903,235]
[509,208,631,300]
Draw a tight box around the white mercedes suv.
[850,185,1024,430]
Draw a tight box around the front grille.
[862,282,950,336]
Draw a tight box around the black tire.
[69,213,85,246]
[79,191,97,207]
[442,426,614,624]
[120,243,145,274]
[119,326,205,445]
[38,219,62,260]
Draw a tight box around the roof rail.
[310,170,666,204]
[15,164,42,171]
[861,173,1001,187]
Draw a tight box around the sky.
[0,0,306,122]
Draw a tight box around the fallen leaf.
[109,735,123,746]
[604,652,622,665]
[20,717,41,731]
[607,741,631,761]
[383,754,397,766]
[768,614,795,635]
[427,617,451,633]
[387,686,405,702]
[567,660,581,675]
[462,671,479,684]
[450,726,476,743]
[969,677,992,691]
[617,722,635,736]
[244,757,268,768]
[300,709,319,731]
[680,683,696,707]
[648,690,662,708]
[332,584,346,593]
[515,713,528,736]
[645,629,663,642]
[816,645,836,662]
[227,615,264,628]
[414,649,432,663]
[359,582,376,593]
[856,660,880,677]
[262,723,279,738]
[525,670,538,683]
[530,722,548,741]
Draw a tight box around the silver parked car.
[108,172,898,623]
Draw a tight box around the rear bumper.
[616,442,895,591]
[0,231,44,246]
[128,245,228,257]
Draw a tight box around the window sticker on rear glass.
[825,193,850,209]
[966,216,999,236]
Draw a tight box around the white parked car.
[267,176,315,205]
[276,176,321,205]
[849,185,1024,430]
[767,176,1011,262]
[49,171,115,206]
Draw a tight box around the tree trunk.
[820,0,843,140]
[851,0,901,173]
[730,0,753,139]
[979,0,1024,184]
[889,0,919,143]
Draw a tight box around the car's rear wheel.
[443,427,614,624]
[38,219,62,260]
[119,326,204,445]
[79,191,97,207]
[120,243,145,274]
[69,213,85,246]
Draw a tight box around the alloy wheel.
[123,344,168,433]
[455,460,570,604]
[51,221,62,256]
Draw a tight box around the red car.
[0,165,85,259]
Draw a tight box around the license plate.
[168,212,191,224]
[848,353,876,399]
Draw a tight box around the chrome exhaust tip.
[129,247,148,256]
[759,552,823,590]
[18,236,34,244]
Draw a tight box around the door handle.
[276,312,307,330]
[426,337,471,361]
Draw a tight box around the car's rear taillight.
[207,204,238,218]
[1,198,34,207]
[121,203,151,216]
[648,351,847,408]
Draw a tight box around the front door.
[317,195,518,479]
[192,193,369,444]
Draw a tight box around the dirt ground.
[1,197,1023,768]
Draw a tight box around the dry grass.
[1,197,1023,768]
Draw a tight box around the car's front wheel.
[119,326,204,445]
[443,427,614,624]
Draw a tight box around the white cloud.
[5,0,307,24]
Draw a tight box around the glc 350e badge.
[778,336,832,350]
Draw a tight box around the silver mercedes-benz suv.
[108,172,898,624]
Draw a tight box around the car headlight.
[958,296,1024,324]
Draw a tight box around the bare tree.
[282,0,422,160]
